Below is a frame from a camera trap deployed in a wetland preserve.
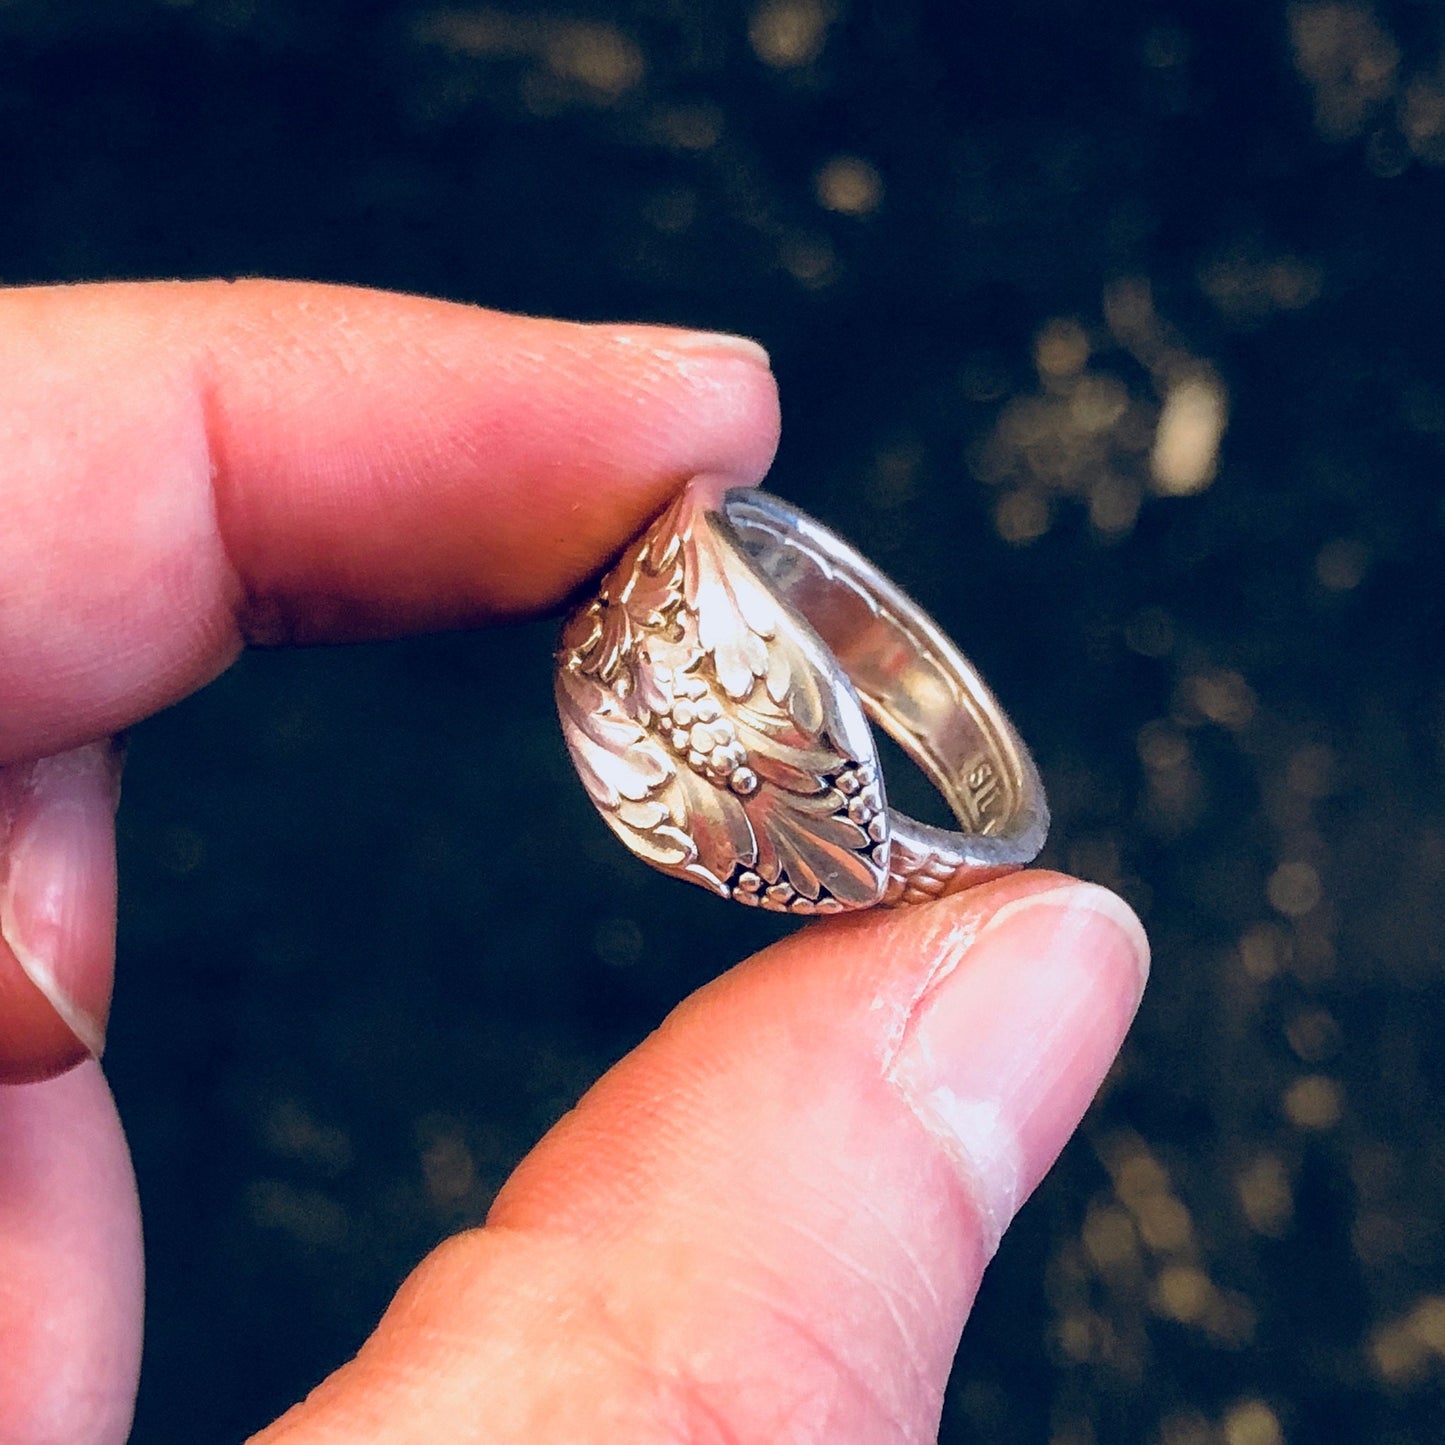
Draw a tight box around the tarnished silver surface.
[556,482,1048,912]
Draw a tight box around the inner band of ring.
[717,489,1049,903]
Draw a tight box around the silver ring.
[556,481,1048,912]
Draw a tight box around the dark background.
[2,1,1442,1441]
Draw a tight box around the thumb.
[254,873,1147,1445]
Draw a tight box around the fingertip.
[0,282,784,759]
[583,322,780,490]
[0,1061,143,1445]
[207,291,785,640]
[492,869,1149,1357]
[883,876,1149,1254]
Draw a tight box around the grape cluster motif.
[651,671,759,796]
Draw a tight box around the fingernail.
[0,743,122,1060]
[607,327,772,370]
[662,331,772,368]
[888,883,1149,1256]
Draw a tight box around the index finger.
[0,280,779,764]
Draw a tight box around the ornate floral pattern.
[556,487,889,912]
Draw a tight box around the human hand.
[0,281,1148,1445]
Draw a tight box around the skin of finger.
[0,280,780,765]
[252,873,1144,1445]
[0,1060,144,1445]
[0,759,94,1079]
[0,961,92,1084]
[0,745,122,1084]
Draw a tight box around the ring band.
[556,482,1048,912]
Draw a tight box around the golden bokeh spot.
[1402,79,1445,163]
[414,9,530,57]
[1157,1411,1214,1445]
[1237,1153,1294,1236]
[749,0,832,68]
[1294,2,1445,165]
[1070,373,1130,432]
[1151,373,1228,494]
[545,22,645,97]
[1200,249,1324,322]
[995,487,1051,544]
[973,287,1220,541]
[1056,1311,1096,1362]
[1268,860,1322,917]
[1113,1144,1171,1206]
[651,102,723,151]
[1035,318,1090,380]
[413,12,643,103]
[1205,1290,1259,1348]
[1153,1263,1216,1323]
[1285,1006,1341,1062]
[1103,275,1156,348]
[1283,1073,1344,1130]
[1410,1295,1445,1351]
[1178,669,1257,729]
[1354,1209,1408,1267]
[246,1179,349,1250]
[779,233,838,287]
[263,1097,354,1175]
[1238,922,1289,981]
[1088,474,1142,536]
[1315,536,1371,590]
[1289,2,1401,141]
[1136,1193,1195,1254]
[1138,720,1191,773]
[1404,1300,1445,1352]
[1369,1317,1430,1383]
[815,154,883,215]
[1222,1399,1284,1445]
[420,1128,478,1207]
[1083,1204,1141,1274]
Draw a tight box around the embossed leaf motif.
[557,488,888,912]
